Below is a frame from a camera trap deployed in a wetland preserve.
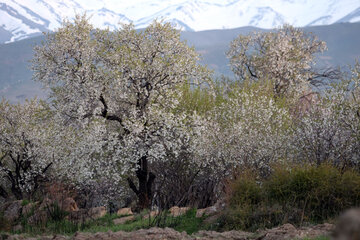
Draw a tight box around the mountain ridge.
[1,0,360,44]
[1,21,359,102]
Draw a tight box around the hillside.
[0,22,360,102]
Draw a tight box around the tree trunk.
[11,183,23,200]
[127,155,156,211]
[0,185,8,199]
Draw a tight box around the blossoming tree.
[292,62,360,167]
[0,99,54,200]
[192,83,293,177]
[227,25,329,97]
[31,15,209,209]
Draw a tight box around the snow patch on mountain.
[1,0,360,43]
[0,3,44,42]
[86,8,130,29]
[336,7,360,23]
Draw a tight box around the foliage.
[46,202,69,222]
[290,70,360,167]
[0,98,56,200]
[0,212,11,232]
[21,200,30,206]
[174,78,228,115]
[218,164,360,231]
[31,14,211,209]
[2,15,360,235]
[192,82,293,177]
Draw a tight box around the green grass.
[164,208,205,234]
[15,208,206,236]
[297,236,329,240]
[1,211,333,240]
[82,208,205,235]
[21,220,79,235]
[21,199,30,206]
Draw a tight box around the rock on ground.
[60,198,79,212]
[169,206,190,217]
[3,200,22,223]
[117,207,133,216]
[88,206,107,219]
[113,215,135,225]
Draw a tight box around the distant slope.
[1,0,360,44]
[183,22,360,76]
[0,35,46,101]
[0,22,359,102]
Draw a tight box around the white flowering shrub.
[291,63,360,167]
[192,83,293,177]
[0,99,55,200]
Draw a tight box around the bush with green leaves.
[218,164,360,231]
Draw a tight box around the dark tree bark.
[10,181,23,200]
[0,185,8,199]
[127,155,156,210]
[97,94,156,210]
[0,152,53,200]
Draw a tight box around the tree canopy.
[31,15,210,209]
[227,25,327,96]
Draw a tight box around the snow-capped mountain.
[1,0,360,43]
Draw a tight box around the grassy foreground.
[2,208,330,240]
[8,208,205,236]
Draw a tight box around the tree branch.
[127,177,139,195]
[99,94,130,134]
[308,67,341,86]
[247,64,258,78]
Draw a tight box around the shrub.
[46,202,69,222]
[21,199,30,206]
[0,212,11,232]
[227,170,262,207]
[219,164,360,231]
